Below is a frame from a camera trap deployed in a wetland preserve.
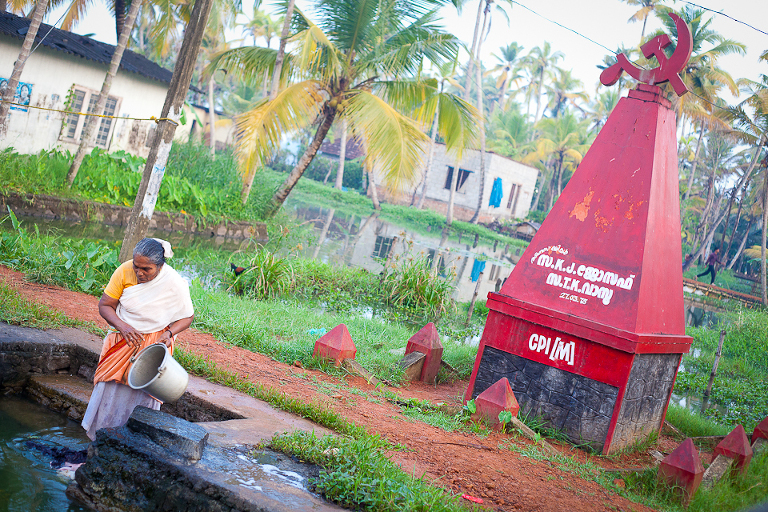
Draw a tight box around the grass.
[270,430,470,512]
[189,282,479,384]
[678,306,768,430]
[0,280,102,334]
[619,449,768,512]
[664,405,731,438]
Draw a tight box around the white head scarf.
[151,238,174,259]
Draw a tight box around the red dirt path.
[2,265,703,512]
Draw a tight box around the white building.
[0,12,206,158]
[370,143,539,223]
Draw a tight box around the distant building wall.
[0,37,175,158]
[371,144,539,222]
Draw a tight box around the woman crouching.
[81,238,194,440]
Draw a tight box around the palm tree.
[200,0,239,159]
[0,0,48,139]
[622,0,665,42]
[545,68,587,118]
[66,0,142,185]
[241,8,281,47]
[583,89,619,134]
[524,112,589,210]
[270,0,295,100]
[727,69,768,303]
[412,61,480,209]
[208,0,463,212]
[489,42,524,112]
[487,106,532,159]
[523,42,563,128]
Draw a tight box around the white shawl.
[116,264,194,334]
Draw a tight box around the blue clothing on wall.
[470,258,486,282]
[489,177,503,208]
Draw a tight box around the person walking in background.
[697,249,721,285]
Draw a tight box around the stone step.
[27,374,93,421]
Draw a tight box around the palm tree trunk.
[115,0,126,41]
[469,4,489,224]
[728,218,752,270]
[462,0,485,103]
[66,0,140,186]
[683,127,704,201]
[725,195,744,259]
[267,105,336,213]
[208,75,216,159]
[684,154,761,272]
[762,170,767,305]
[0,0,49,140]
[312,208,335,259]
[446,163,460,225]
[531,170,545,211]
[369,166,380,210]
[533,66,545,126]
[270,0,295,100]
[416,105,439,209]
[335,118,347,190]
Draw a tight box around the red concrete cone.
[658,438,704,502]
[405,322,443,384]
[474,378,519,428]
[313,324,356,366]
[714,425,753,473]
[752,416,768,443]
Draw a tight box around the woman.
[81,238,194,440]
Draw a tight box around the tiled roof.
[320,135,365,160]
[0,12,200,91]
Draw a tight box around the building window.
[372,235,394,259]
[60,86,121,149]
[507,183,521,213]
[444,166,471,192]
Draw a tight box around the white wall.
[372,143,539,221]
[0,36,178,158]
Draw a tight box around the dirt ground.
[0,265,709,512]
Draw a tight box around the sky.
[44,0,768,104]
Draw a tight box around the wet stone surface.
[68,407,342,512]
[127,406,209,462]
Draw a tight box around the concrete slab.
[7,322,328,445]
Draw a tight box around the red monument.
[465,14,694,454]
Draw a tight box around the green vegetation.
[664,405,731,438]
[190,281,478,384]
[0,280,102,334]
[619,450,768,512]
[270,431,469,512]
[679,307,768,431]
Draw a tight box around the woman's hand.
[159,329,173,348]
[118,324,144,347]
[99,293,144,347]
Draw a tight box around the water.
[0,396,94,512]
[285,201,521,302]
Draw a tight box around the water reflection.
[287,202,523,302]
[0,396,93,512]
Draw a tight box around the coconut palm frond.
[434,92,479,158]
[235,80,327,173]
[375,79,438,116]
[345,89,428,192]
[205,46,291,86]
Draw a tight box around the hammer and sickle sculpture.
[600,13,693,96]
